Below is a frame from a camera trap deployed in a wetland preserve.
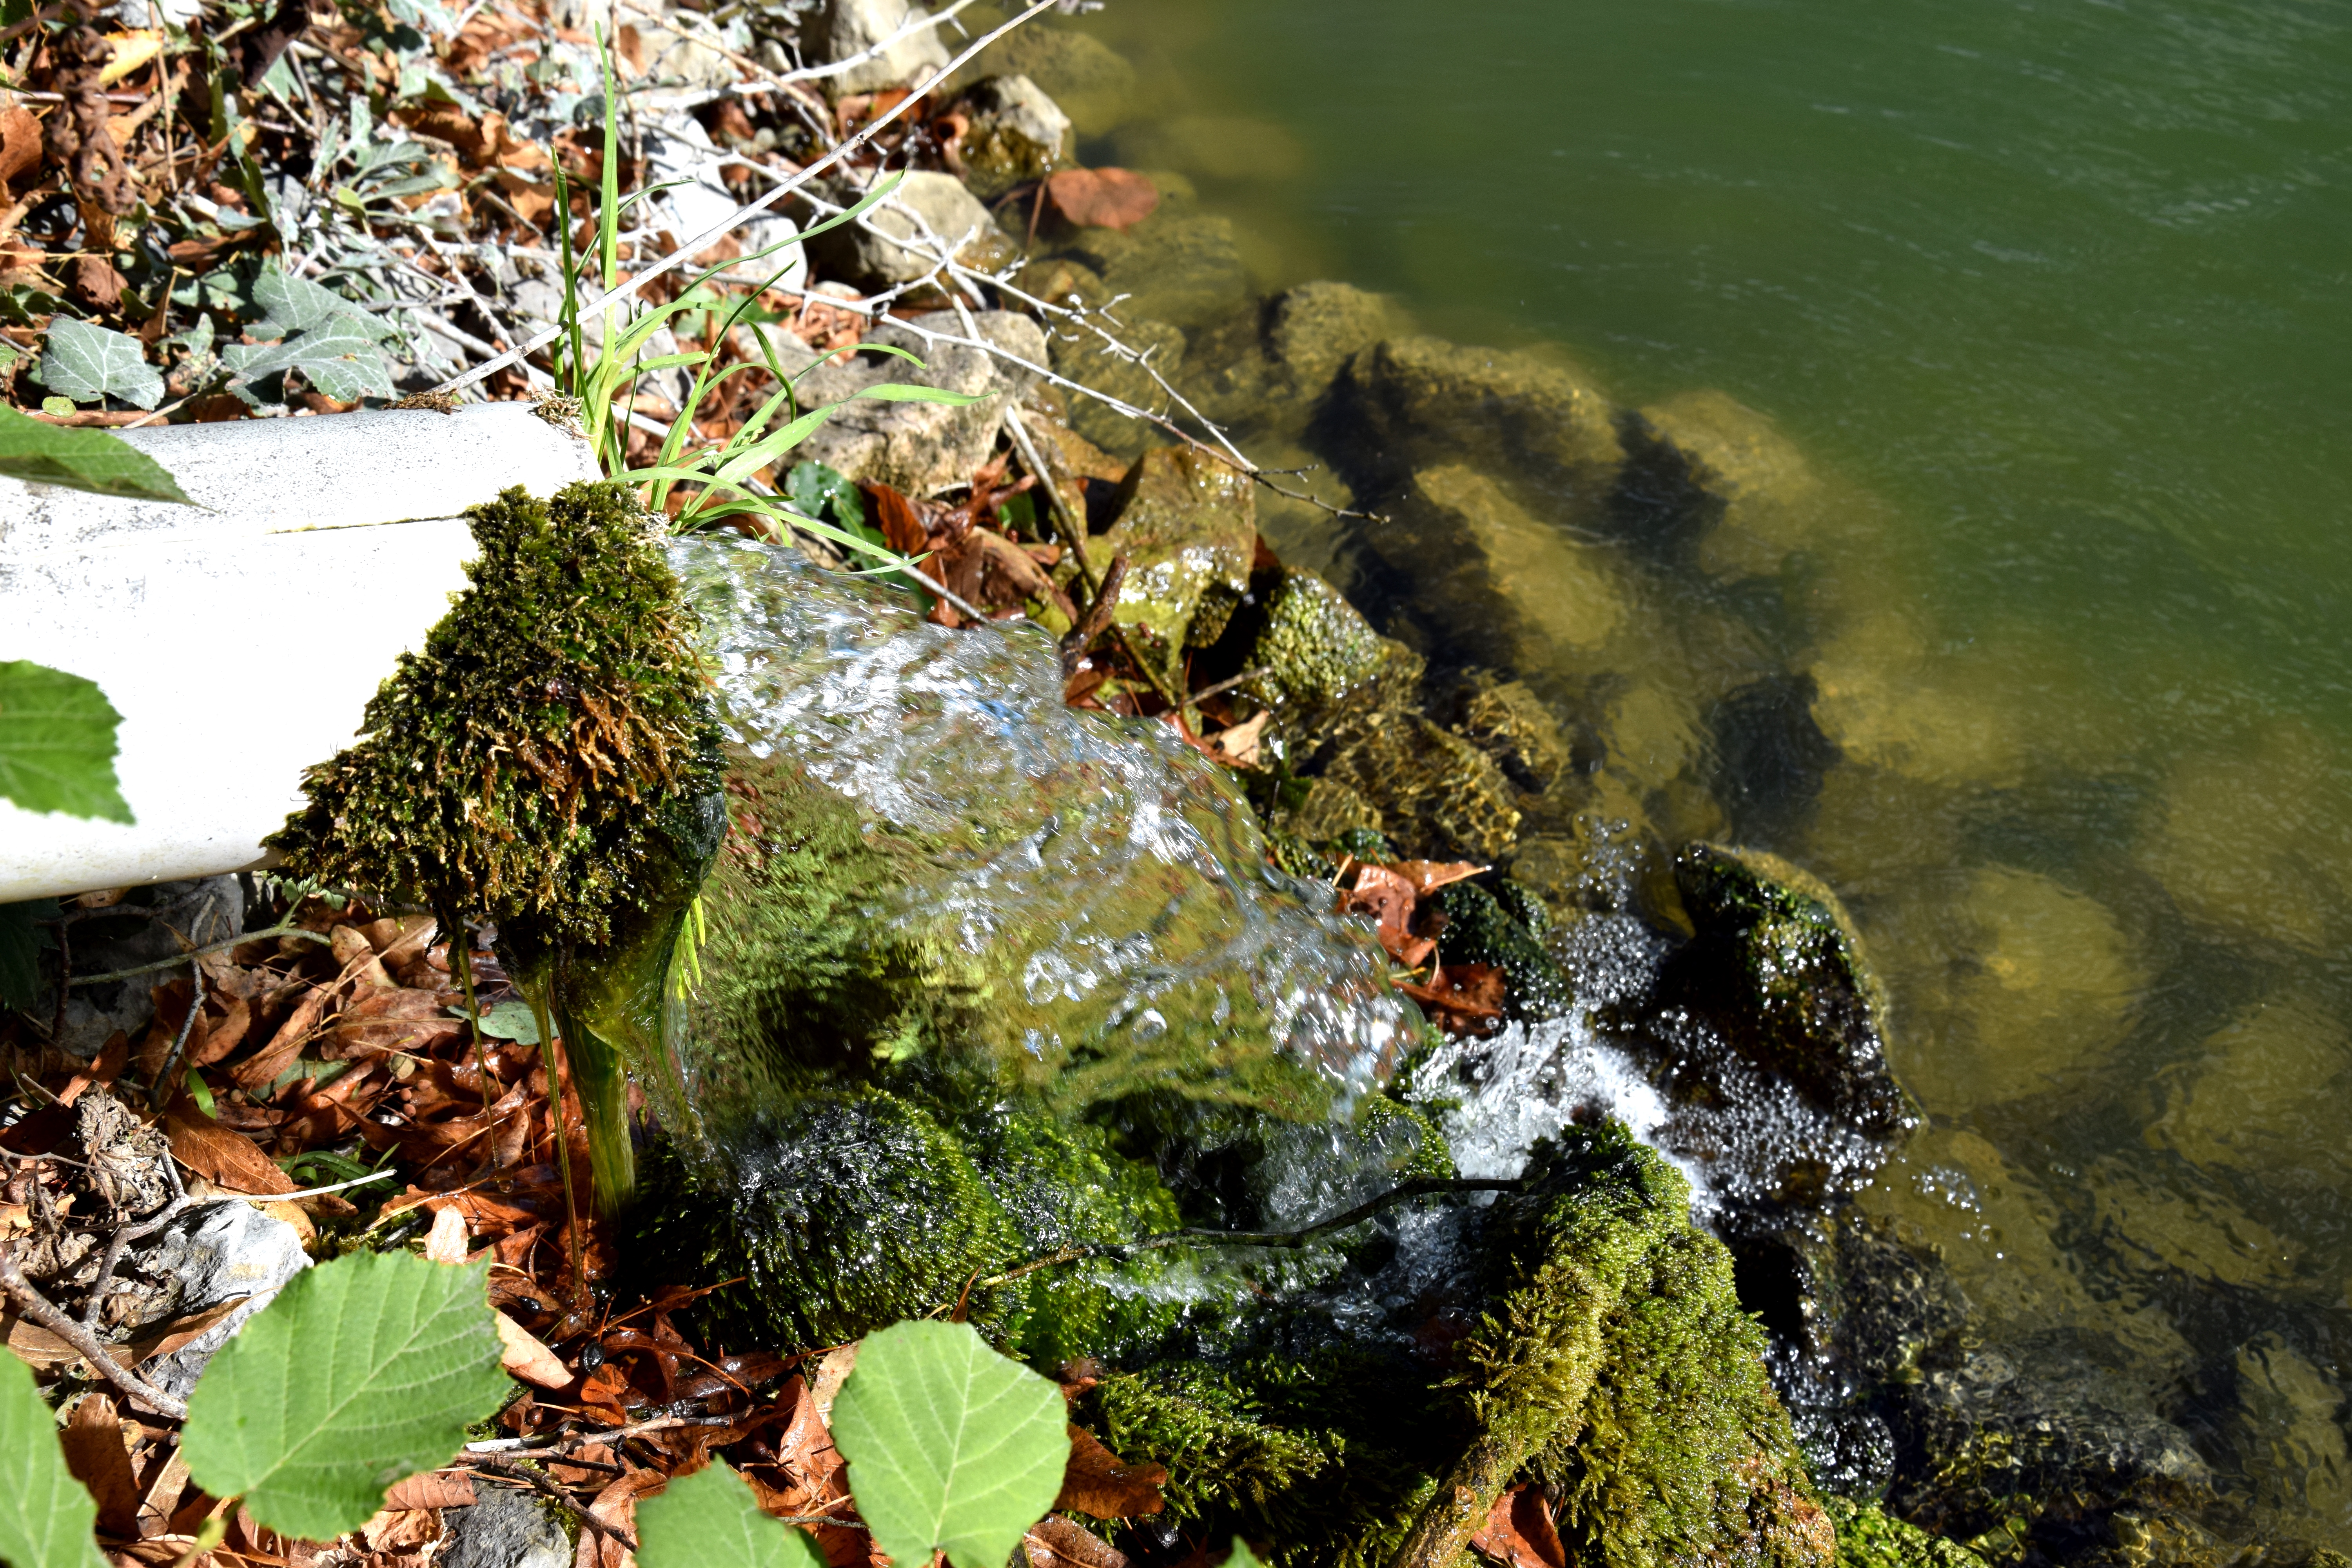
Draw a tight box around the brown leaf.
[163,1100,296,1194]
[185,996,251,1069]
[361,1506,445,1553]
[1044,168,1160,232]
[1338,864,1421,964]
[0,105,42,186]
[856,480,929,556]
[1204,710,1272,768]
[382,1472,479,1510]
[1054,1423,1166,1519]
[495,1312,572,1390]
[1470,1485,1566,1568]
[1392,860,1488,897]
[231,980,333,1093]
[60,1393,143,1539]
[329,925,396,990]
[1397,963,1507,1034]
[1025,1515,1130,1568]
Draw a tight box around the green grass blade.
[180,1251,510,1542]
[0,1350,107,1568]
[793,169,906,246]
[829,1320,1068,1568]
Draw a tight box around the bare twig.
[81,1192,196,1331]
[149,956,205,1112]
[1189,666,1270,706]
[0,1240,191,1420]
[67,923,330,987]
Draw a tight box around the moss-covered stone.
[1309,712,1523,863]
[1453,677,1572,792]
[1097,446,1257,683]
[1654,843,1913,1142]
[1826,1498,1988,1568]
[1247,571,1410,723]
[1431,882,1574,1021]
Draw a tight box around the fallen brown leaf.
[60,1393,143,1539]
[1397,963,1507,1035]
[495,1311,572,1390]
[164,1100,297,1194]
[1045,168,1159,231]
[1392,860,1488,897]
[1470,1484,1566,1568]
[1054,1423,1166,1519]
[1025,1515,1129,1568]
[383,1471,479,1510]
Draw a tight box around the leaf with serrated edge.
[38,317,164,410]
[181,1250,509,1541]
[637,1459,825,1568]
[830,1320,1069,1568]
[0,660,134,823]
[0,407,191,503]
[0,1340,108,1568]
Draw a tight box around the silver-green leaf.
[180,1250,510,1542]
[222,317,397,406]
[39,317,165,410]
[0,405,193,503]
[0,1345,108,1568]
[636,1459,825,1568]
[829,1321,1069,1568]
[0,660,134,823]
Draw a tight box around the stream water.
[934,0,2352,1548]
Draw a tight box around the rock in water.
[955,74,1071,198]
[1324,335,1624,505]
[1096,445,1256,682]
[1649,843,1912,1145]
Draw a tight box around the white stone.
[801,0,951,94]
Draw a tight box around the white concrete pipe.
[0,404,603,903]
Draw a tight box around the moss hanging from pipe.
[267,480,722,1210]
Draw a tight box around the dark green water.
[970,0,2352,1543]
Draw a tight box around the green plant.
[0,659,133,824]
[0,1348,106,1568]
[635,1458,824,1568]
[0,406,190,503]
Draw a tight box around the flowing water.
[933,0,2352,1545]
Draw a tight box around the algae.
[1826,1498,1988,1568]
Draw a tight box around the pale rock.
[1384,465,1627,672]
[2226,1334,2352,1533]
[802,170,1012,287]
[1602,681,1702,795]
[1334,335,1624,501]
[642,114,805,289]
[792,312,1048,496]
[947,25,1141,135]
[801,0,950,94]
[443,1487,572,1568]
[137,1201,311,1399]
[964,73,1070,158]
[1808,611,2025,789]
[1625,388,1816,576]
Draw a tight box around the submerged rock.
[1616,388,1817,570]
[951,25,1142,136]
[1050,315,1188,457]
[1324,336,1624,505]
[1242,568,1416,740]
[955,75,1071,200]
[1310,710,1523,862]
[2141,990,2351,1194]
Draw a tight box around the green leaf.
[0,661,133,823]
[38,317,164,410]
[447,998,541,1043]
[1220,1543,1268,1568]
[252,267,382,336]
[222,317,396,406]
[0,406,192,503]
[0,1340,108,1568]
[180,1250,509,1541]
[636,1459,825,1568]
[829,1321,1069,1568]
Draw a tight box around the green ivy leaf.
[0,1342,108,1568]
[0,661,133,823]
[181,1250,509,1542]
[222,317,397,407]
[252,267,383,337]
[829,1321,1069,1568]
[38,316,165,410]
[446,998,540,1043]
[636,1459,825,1568]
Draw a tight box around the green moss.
[1248,572,1399,718]
[269,481,720,952]
[1432,882,1574,1019]
[1359,1095,1456,1183]
[1825,1499,1987,1568]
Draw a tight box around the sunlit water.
[945,0,2352,1543]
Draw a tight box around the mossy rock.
[1826,1499,1987,1568]
[1096,446,1256,683]
[1312,711,1523,862]
[1652,843,1914,1142]
[1452,676,1572,792]
[1430,881,1575,1022]
[1246,570,1413,724]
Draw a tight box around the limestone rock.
[800,0,950,94]
[443,1488,571,1568]
[1619,388,1816,567]
[1051,211,1252,330]
[955,74,1070,198]
[794,312,1046,496]
[1093,446,1254,681]
[2142,990,2351,1193]
[947,25,1140,136]
[137,1201,312,1399]
[1270,774,1385,844]
[1314,710,1522,861]
[1245,569,1403,724]
[1653,842,1911,1142]
[802,170,1013,287]
[1375,465,1626,672]
[1328,335,1624,502]
[1808,612,2024,790]
[1884,866,2143,1116]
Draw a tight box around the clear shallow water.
[965,0,2352,1541]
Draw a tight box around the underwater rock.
[1647,844,1911,1144]
[955,74,1071,199]
[1243,569,1416,740]
[1269,775,1387,845]
[1310,710,1523,862]
[2086,1157,2301,1290]
[1184,282,1416,437]
[1615,388,1816,568]
[2141,990,2351,1194]
[1452,677,1571,793]
[1880,866,2142,1117]
[1095,445,1257,681]
[1052,210,1254,331]
[1428,881,1574,1020]
[1324,336,1624,505]
[1399,466,1628,670]
[1601,680,1704,797]
[2225,1335,2352,1537]
[1822,1498,1986,1568]
[800,0,949,94]
[801,170,1014,286]
[795,312,1048,495]
[2131,718,2352,955]
[950,24,1142,136]
[1807,612,2025,791]
[1266,283,1414,394]
[1051,315,1188,457]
